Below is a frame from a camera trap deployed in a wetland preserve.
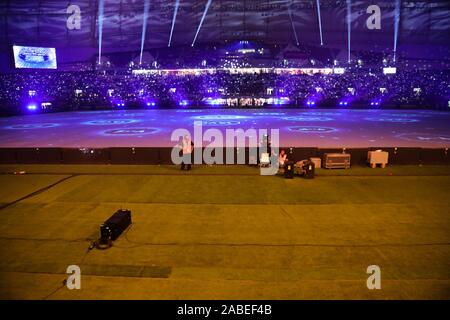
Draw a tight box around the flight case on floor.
[323,153,351,169]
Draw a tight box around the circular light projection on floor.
[283,116,333,122]
[176,110,203,113]
[76,110,112,114]
[102,127,160,136]
[253,112,286,116]
[82,119,140,126]
[364,117,419,123]
[301,112,341,116]
[201,120,241,126]
[4,123,60,129]
[396,133,450,143]
[192,115,248,120]
[288,126,338,133]
[379,113,431,118]
[105,112,145,118]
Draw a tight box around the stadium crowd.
[0,67,449,115]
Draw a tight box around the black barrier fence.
[0,147,449,166]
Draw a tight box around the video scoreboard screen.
[13,46,57,69]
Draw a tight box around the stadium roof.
[0,0,449,63]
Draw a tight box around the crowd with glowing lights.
[0,65,449,115]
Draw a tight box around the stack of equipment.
[309,157,321,169]
[368,150,389,168]
[323,153,351,169]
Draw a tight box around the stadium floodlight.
[168,0,180,47]
[316,0,324,45]
[192,0,213,47]
[139,0,150,65]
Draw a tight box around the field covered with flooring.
[0,164,449,299]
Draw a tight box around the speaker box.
[100,209,132,241]
[302,160,315,179]
[284,161,294,179]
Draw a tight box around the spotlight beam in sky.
[192,0,213,47]
[316,0,323,45]
[287,3,299,46]
[393,0,401,63]
[346,0,352,64]
[139,0,150,65]
[168,0,180,47]
[97,0,104,65]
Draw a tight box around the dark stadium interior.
[0,0,449,301]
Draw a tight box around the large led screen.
[13,45,57,69]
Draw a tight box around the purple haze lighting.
[179,100,189,106]
[207,98,218,106]
[27,103,38,111]
[273,97,289,106]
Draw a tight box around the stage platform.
[1,109,449,148]
[1,109,449,165]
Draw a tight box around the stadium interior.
[0,0,449,301]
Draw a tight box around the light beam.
[288,2,299,45]
[97,0,104,65]
[191,0,213,47]
[139,0,150,65]
[346,0,352,64]
[393,0,401,63]
[168,0,180,47]
[316,0,323,45]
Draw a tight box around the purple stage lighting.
[179,100,189,106]
[27,103,38,111]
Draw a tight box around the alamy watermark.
[366,265,381,290]
[171,121,280,175]
[66,265,81,290]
